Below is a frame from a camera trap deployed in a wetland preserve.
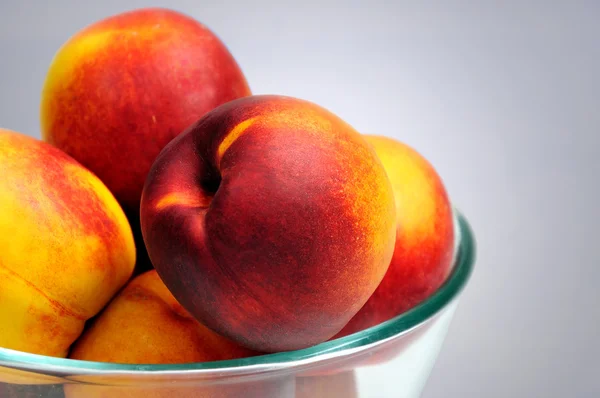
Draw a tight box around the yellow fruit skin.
[68,270,258,364]
[0,129,136,357]
[65,270,260,398]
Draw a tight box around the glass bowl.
[0,209,475,398]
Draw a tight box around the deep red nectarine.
[140,95,397,352]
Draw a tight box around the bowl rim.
[0,209,475,375]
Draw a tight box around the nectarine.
[336,135,454,337]
[40,7,251,216]
[0,129,135,357]
[140,95,397,352]
[66,270,263,398]
[69,270,257,364]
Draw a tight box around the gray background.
[1,1,598,396]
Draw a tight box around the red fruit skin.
[41,7,251,215]
[140,95,397,353]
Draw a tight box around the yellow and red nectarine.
[0,129,135,357]
[336,135,454,337]
[40,7,251,216]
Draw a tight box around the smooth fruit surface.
[140,95,397,352]
[336,135,454,337]
[69,270,256,363]
[40,7,251,215]
[0,129,135,357]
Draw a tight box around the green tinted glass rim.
[0,209,475,373]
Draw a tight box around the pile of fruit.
[0,8,455,364]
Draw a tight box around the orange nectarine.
[0,129,135,357]
[69,270,257,364]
